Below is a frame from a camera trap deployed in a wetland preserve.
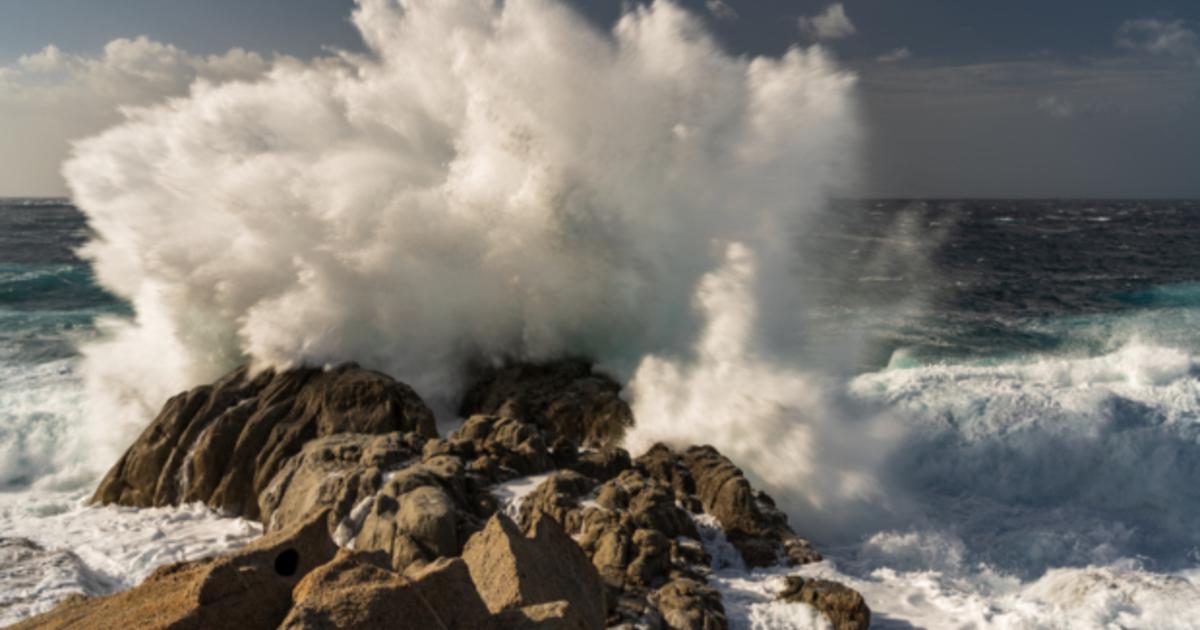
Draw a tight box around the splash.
[65,0,864,483]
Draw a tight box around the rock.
[281,553,494,630]
[354,482,463,572]
[93,364,436,520]
[448,415,553,479]
[571,448,632,483]
[682,446,819,567]
[13,510,337,630]
[458,360,633,448]
[653,578,728,630]
[777,576,870,630]
[597,470,697,540]
[258,432,423,533]
[493,601,588,630]
[518,470,597,532]
[463,512,606,630]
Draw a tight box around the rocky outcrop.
[28,361,870,630]
[459,360,634,449]
[777,576,871,630]
[681,446,821,567]
[93,365,436,520]
[11,510,337,630]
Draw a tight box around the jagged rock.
[777,576,870,630]
[93,364,437,520]
[13,510,337,630]
[458,360,633,448]
[597,470,698,540]
[463,512,606,630]
[682,446,819,567]
[518,470,597,532]
[258,432,423,533]
[653,578,728,630]
[281,553,494,630]
[635,444,701,512]
[571,448,632,483]
[448,415,553,479]
[353,467,474,572]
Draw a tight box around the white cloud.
[877,47,912,63]
[1036,95,1075,118]
[705,0,738,21]
[1117,18,1199,65]
[799,3,856,41]
[0,37,270,195]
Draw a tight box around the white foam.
[0,488,260,625]
[491,472,555,522]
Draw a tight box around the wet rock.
[258,432,422,533]
[13,510,337,630]
[93,364,436,520]
[458,360,633,448]
[653,578,728,630]
[777,576,870,630]
[463,512,606,630]
[518,470,597,533]
[448,415,553,479]
[597,470,697,540]
[354,478,466,572]
[571,448,631,483]
[682,446,819,567]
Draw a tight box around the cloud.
[877,47,912,63]
[1036,95,1074,118]
[1117,18,1199,65]
[799,3,856,41]
[705,0,738,21]
[0,37,270,196]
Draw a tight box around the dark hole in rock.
[274,549,300,577]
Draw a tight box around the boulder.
[458,360,633,448]
[570,448,632,484]
[653,578,728,630]
[682,446,819,567]
[354,480,466,572]
[93,364,436,520]
[281,553,494,630]
[13,510,337,630]
[258,432,423,533]
[463,512,606,630]
[518,470,597,533]
[448,415,553,479]
[777,577,870,630]
[493,601,589,630]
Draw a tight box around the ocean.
[1,198,1198,627]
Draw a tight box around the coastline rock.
[463,512,607,630]
[682,446,820,567]
[281,553,493,630]
[12,510,337,630]
[777,576,870,630]
[653,578,728,630]
[458,360,633,449]
[93,364,436,520]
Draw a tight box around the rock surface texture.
[25,361,870,629]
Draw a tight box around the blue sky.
[1,0,1198,197]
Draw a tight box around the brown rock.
[493,600,589,630]
[354,483,462,572]
[777,576,870,630]
[258,432,422,533]
[682,445,820,567]
[654,578,728,630]
[93,364,436,520]
[13,510,337,630]
[518,470,597,533]
[448,415,553,478]
[571,448,632,483]
[458,360,633,449]
[463,512,606,630]
[281,552,494,630]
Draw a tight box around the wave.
[64,0,864,485]
[853,338,1200,573]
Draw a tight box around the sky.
[0,0,1197,198]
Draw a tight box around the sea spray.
[65,0,868,503]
